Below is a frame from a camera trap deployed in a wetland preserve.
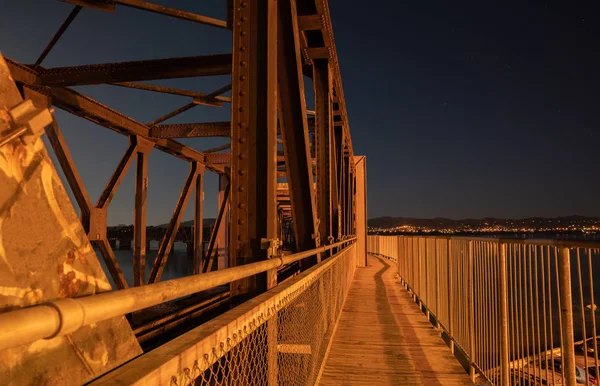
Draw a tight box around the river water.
[95,241,197,288]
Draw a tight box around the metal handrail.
[368,235,600,386]
[371,234,600,248]
[0,238,355,351]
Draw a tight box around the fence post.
[467,240,475,381]
[447,238,454,353]
[498,241,509,386]
[558,246,577,386]
[398,236,402,280]
[424,237,429,317]
[414,237,419,302]
[434,238,439,325]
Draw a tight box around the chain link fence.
[169,244,356,386]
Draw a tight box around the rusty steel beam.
[44,86,224,172]
[193,164,204,275]
[39,54,232,87]
[216,173,230,270]
[314,59,333,252]
[345,158,351,236]
[204,152,230,165]
[149,103,196,126]
[203,180,230,273]
[132,136,153,287]
[6,60,227,172]
[229,0,278,297]
[329,105,339,242]
[94,238,129,290]
[297,14,324,31]
[296,0,354,160]
[149,122,230,138]
[49,85,148,135]
[134,291,230,344]
[46,117,93,232]
[147,83,232,125]
[60,0,115,12]
[110,82,230,103]
[277,0,318,256]
[96,141,137,209]
[34,5,83,68]
[192,95,223,107]
[343,156,351,237]
[305,47,329,60]
[334,132,343,239]
[148,163,198,283]
[114,0,228,29]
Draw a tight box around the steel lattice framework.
[4,0,356,290]
[0,1,361,383]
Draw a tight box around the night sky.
[0,1,598,224]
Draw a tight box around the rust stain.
[57,260,81,298]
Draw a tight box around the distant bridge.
[106,225,211,253]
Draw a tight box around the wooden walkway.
[319,255,473,386]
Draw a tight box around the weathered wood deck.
[318,255,473,385]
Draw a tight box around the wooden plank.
[318,255,473,385]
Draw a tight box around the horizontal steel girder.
[39,54,233,86]
[149,122,230,138]
[4,59,226,173]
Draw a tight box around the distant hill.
[368,215,600,229]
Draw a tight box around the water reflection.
[95,241,199,288]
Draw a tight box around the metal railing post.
[424,237,429,317]
[434,238,439,326]
[448,238,454,353]
[398,236,402,279]
[467,240,476,381]
[558,246,577,386]
[498,241,510,386]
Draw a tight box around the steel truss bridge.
[0,1,598,386]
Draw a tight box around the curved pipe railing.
[0,238,355,351]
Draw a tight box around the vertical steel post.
[216,173,229,270]
[277,0,319,260]
[314,59,332,259]
[231,0,278,383]
[424,237,429,317]
[558,246,577,386]
[193,167,204,275]
[467,240,476,380]
[448,238,454,353]
[230,0,278,296]
[498,241,510,386]
[133,136,152,286]
[434,238,439,325]
[353,156,367,267]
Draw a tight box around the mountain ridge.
[368,215,600,229]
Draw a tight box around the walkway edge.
[314,265,358,385]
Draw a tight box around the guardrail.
[368,235,600,386]
[0,238,355,352]
[92,242,358,385]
